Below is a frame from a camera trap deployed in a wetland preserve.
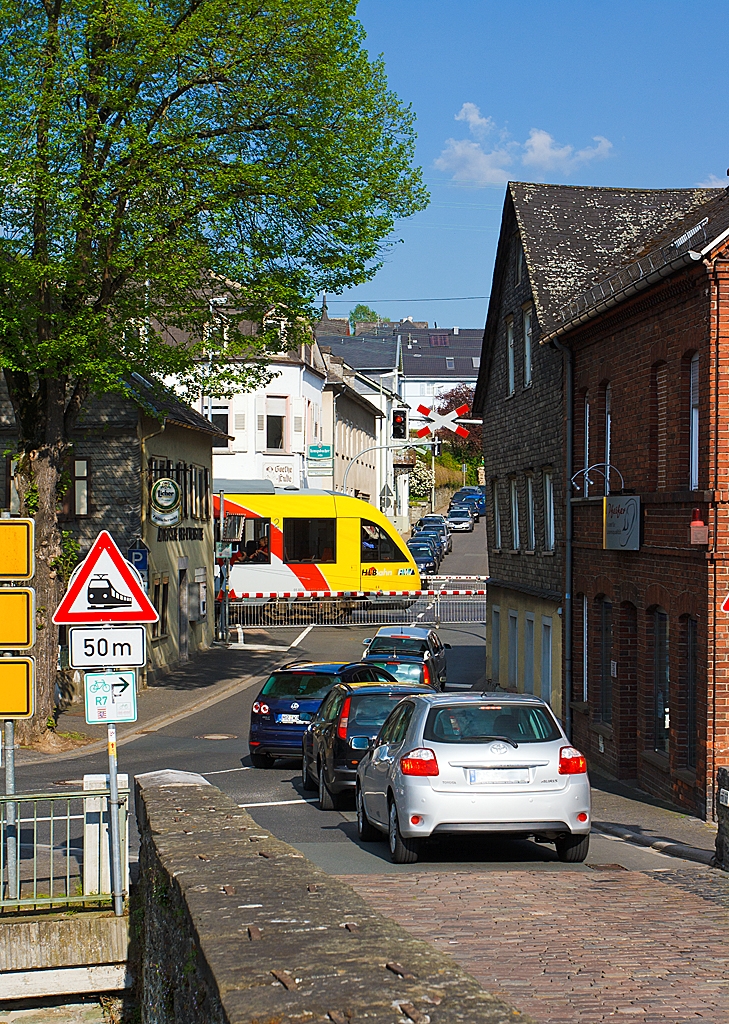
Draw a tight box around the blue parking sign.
[127,547,148,572]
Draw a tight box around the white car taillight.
[559,746,587,774]
[400,748,439,776]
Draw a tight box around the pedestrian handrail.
[0,786,129,911]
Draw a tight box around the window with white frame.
[508,610,518,688]
[583,395,591,497]
[266,397,287,450]
[210,405,229,448]
[690,353,699,490]
[510,477,520,550]
[524,613,535,694]
[523,307,533,386]
[541,617,553,705]
[543,470,554,550]
[526,474,535,550]
[492,479,502,548]
[73,459,89,516]
[604,383,612,495]
[506,319,515,396]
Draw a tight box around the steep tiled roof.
[511,182,720,335]
[546,187,729,339]
[320,335,399,372]
[128,373,229,438]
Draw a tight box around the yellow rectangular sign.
[0,588,35,649]
[0,658,34,718]
[0,519,34,580]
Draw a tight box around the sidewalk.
[17,642,287,766]
[591,773,718,866]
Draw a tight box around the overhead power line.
[325,295,490,303]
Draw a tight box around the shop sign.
[603,495,640,551]
[308,444,332,460]
[262,461,294,486]
[150,478,182,527]
[156,527,205,542]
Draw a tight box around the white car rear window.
[424,704,561,744]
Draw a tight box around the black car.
[301,681,434,809]
[249,661,398,767]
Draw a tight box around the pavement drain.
[196,733,238,740]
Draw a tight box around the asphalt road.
[12,518,705,878]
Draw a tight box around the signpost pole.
[106,722,124,917]
[4,720,16,900]
[217,491,228,642]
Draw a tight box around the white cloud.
[454,102,495,141]
[697,173,729,187]
[435,137,512,186]
[435,105,613,184]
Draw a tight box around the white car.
[356,692,591,864]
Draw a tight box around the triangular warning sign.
[53,531,159,624]
[722,593,729,614]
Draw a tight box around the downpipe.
[552,337,574,741]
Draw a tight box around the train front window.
[361,520,408,562]
[283,519,336,563]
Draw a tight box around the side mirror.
[445,643,452,649]
[298,711,313,723]
[362,638,373,645]
[349,735,372,750]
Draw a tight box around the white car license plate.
[277,713,301,725]
[468,767,530,785]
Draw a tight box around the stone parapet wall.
[134,775,534,1024]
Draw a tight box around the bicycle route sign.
[84,670,137,724]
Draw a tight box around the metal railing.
[0,787,129,911]
[224,589,487,629]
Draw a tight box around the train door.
[178,568,189,661]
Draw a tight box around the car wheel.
[301,753,316,791]
[555,833,590,862]
[318,763,346,810]
[388,799,419,864]
[250,751,274,769]
[356,785,380,842]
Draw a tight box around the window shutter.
[234,410,248,452]
[255,394,266,452]
[292,397,305,453]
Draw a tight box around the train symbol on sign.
[87,575,133,609]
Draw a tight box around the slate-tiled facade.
[475,182,722,733]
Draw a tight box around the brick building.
[474,182,718,731]
[542,188,729,818]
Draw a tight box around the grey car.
[356,692,591,864]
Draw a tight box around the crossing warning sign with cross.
[416,403,470,439]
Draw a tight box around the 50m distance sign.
[69,626,146,668]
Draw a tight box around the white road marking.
[239,798,319,808]
[290,624,314,648]
[203,766,255,775]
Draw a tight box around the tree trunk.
[14,446,63,745]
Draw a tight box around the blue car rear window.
[348,694,407,731]
[261,672,337,697]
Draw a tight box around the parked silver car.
[356,692,590,864]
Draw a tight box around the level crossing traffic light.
[391,408,408,439]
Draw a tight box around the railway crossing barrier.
[221,581,488,629]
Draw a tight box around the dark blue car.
[248,661,400,767]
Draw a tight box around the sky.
[326,0,729,331]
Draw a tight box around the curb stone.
[593,821,716,867]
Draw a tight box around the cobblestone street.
[342,865,729,1023]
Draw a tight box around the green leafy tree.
[349,303,389,328]
[0,0,428,742]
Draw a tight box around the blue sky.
[326,0,729,330]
